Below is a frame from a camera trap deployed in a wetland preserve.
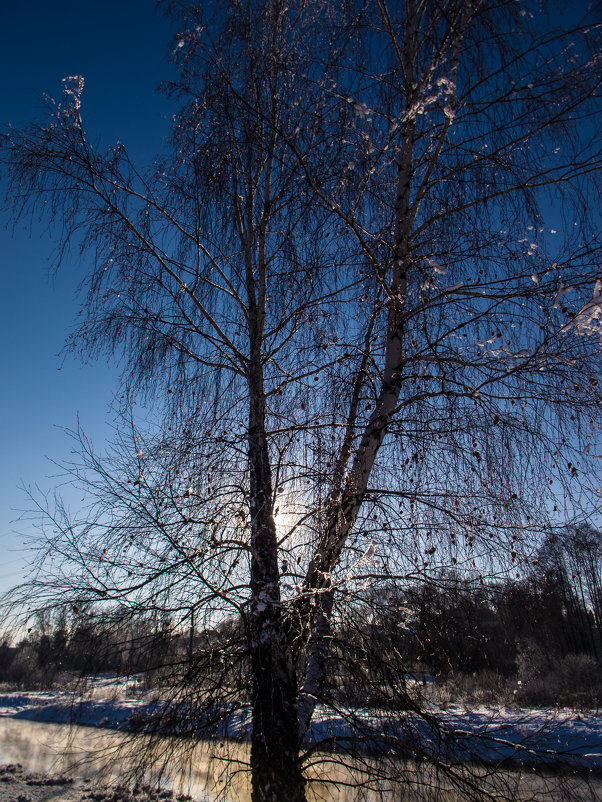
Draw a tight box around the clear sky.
[0,1,599,601]
[0,1,177,595]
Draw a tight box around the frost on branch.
[60,75,85,113]
[573,280,602,337]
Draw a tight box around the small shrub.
[516,652,602,709]
[428,670,514,707]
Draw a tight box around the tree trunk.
[248,369,306,802]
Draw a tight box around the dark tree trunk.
[249,626,305,801]
[248,369,306,802]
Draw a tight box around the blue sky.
[0,1,599,600]
[0,1,176,594]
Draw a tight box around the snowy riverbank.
[0,687,601,773]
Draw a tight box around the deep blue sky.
[0,1,176,594]
[0,1,599,599]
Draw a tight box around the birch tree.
[283,0,602,754]
[4,2,341,798]
[2,0,602,800]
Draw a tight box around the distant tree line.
[327,524,602,710]
[370,527,602,680]
[2,525,600,710]
[0,608,179,688]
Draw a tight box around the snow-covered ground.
[308,704,602,771]
[0,684,600,772]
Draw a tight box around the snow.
[0,690,145,727]
[306,705,602,770]
[573,279,602,336]
[553,282,574,308]
[0,690,600,771]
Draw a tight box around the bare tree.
[283,0,602,765]
[536,523,602,658]
[2,0,602,800]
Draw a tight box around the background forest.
[3,524,602,712]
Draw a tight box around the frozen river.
[0,717,232,801]
[0,716,599,801]
[0,718,383,801]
